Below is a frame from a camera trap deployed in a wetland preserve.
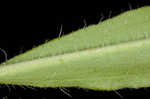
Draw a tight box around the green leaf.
[0,6,150,90]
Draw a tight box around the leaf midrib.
[1,38,149,68]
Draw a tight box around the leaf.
[0,6,150,91]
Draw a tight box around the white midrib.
[0,38,150,69]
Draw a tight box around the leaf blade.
[0,6,150,90]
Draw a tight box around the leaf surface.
[0,6,150,90]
